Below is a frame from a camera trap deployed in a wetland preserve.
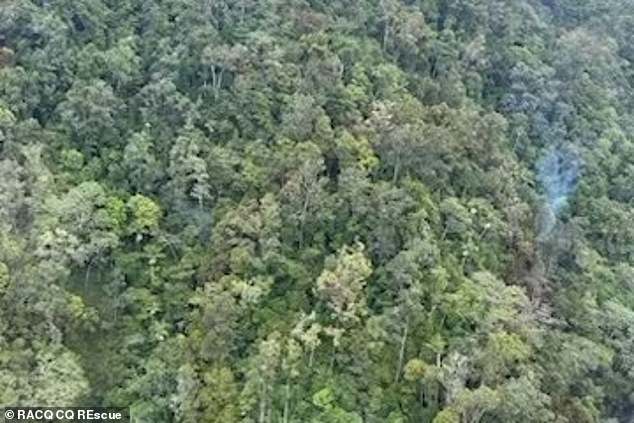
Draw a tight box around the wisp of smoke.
[536,147,580,238]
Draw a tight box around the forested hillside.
[1,0,633,422]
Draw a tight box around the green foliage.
[311,387,363,423]
[403,358,427,382]
[432,409,460,423]
[0,262,8,295]
[128,194,161,237]
[316,243,372,323]
[0,0,632,421]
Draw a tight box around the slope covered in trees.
[1,0,633,422]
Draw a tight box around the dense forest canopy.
[0,0,633,422]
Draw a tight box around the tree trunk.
[392,157,401,184]
[380,0,390,51]
[308,347,315,368]
[283,382,291,423]
[394,317,409,383]
[258,383,267,423]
